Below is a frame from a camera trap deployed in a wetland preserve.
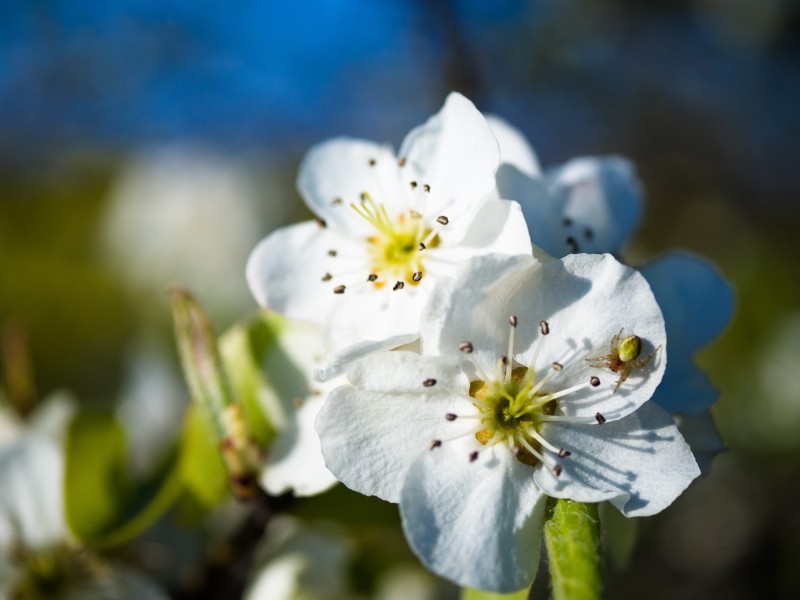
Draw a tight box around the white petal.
[425,253,666,421]
[0,435,67,551]
[399,93,500,234]
[542,156,643,256]
[246,221,364,324]
[28,391,77,441]
[297,138,404,234]
[400,439,546,592]
[316,352,470,503]
[314,332,419,382]
[534,402,700,517]
[641,251,735,353]
[261,395,339,498]
[672,411,725,475]
[486,115,542,177]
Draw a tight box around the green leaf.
[178,405,229,509]
[219,313,278,445]
[461,587,530,600]
[65,412,128,543]
[543,499,603,600]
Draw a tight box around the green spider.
[586,328,660,393]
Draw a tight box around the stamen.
[418,242,426,251]
[506,317,517,381]
[436,215,449,225]
[410,181,418,189]
[331,197,343,206]
[367,273,378,282]
[527,428,570,457]
[422,378,437,387]
[566,236,579,253]
[409,210,422,219]
[328,249,337,257]
[459,341,473,353]
[399,157,407,167]
[595,412,606,424]
[423,184,431,193]
[412,271,422,282]
[321,273,333,282]
[549,381,592,401]
[540,320,550,335]
[552,361,563,371]
[430,439,442,450]
[315,217,327,228]
[590,376,600,387]
[393,281,405,291]
[469,451,479,462]
[333,285,346,294]
[368,158,376,166]
[517,436,556,471]
[445,413,457,421]
[509,315,518,327]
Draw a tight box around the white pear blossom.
[489,115,643,258]
[0,391,76,450]
[247,93,532,378]
[317,253,700,592]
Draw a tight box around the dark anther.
[315,218,327,228]
[566,236,579,253]
[445,413,457,421]
[558,449,571,458]
[367,273,378,282]
[553,465,563,476]
[459,341,474,353]
[501,356,509,365]
[360,192,369,201]
[423,378,437,387]
[595,412,606,425]
[412,271,423,282]
[552,362,563,371]
[430,439,442,450]
[321,273,333,282]
[418,242,426,251]
[331,197,343,205]
[368,158,376,166]
[410,181,418,189]
[509,315,518,328]
[333,285,346,294]
[469,451,479,463]
[590,376,600,387]
[423,183,431,192]
[328,249,337,257]
[436,215,449,225]
[393,281,405,291]
[584,227,594,240]
[562,217,573,227]
[399,157,407,167]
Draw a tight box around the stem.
[543,498,603,600]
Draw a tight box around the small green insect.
[586,328,660,393]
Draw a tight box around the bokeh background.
[2,1,799,598]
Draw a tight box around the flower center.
[352,194,439,286]
[11,545,90,599]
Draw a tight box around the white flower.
[0,391,76,450]
[489,115,643,258]
[317,253,700,592]
[247,93,532,378]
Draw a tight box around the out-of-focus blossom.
[247,93,532,379]
[100,147,280,319]
[0,391,76,450]
[318,253,699,592]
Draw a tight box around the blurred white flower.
[100,146,282,318]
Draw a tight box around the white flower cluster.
[246,93,731,592]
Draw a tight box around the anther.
[393,281,405,291]
[566,236,579,253]
[315,218,327,228]
[445,413,457,421]
[411,271,422,282]
[509,315,518,328]
[410,181,418,189]
[399,157,407,167]
[436,215,449,225]
[595,412,606,425]
[540,320,550,335]
[459,341,473,353]
[553,464,563,476]
[418,242,426,250]
[563,217,573,227]
[430,439,442,450]
[410,210,422,219]
[590,376,600,387]
[552,362,563,371]
[328,249,337,257]
[423,378,437,387]
[558,449,571,458]
[333,285,346,294]
[321,273,333,282]
[469,451,479,463]
[501,356,509,365]
[367,273,378,282]
[423,183,431,193]
[368,158,376,166]
[360,192,369,202]
[331,197,343,206]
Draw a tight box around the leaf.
[178,405,229,509]
[461,587,530,600]
[543,499,603,600]
[65,411,128,543]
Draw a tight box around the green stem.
[543,498,603,600]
